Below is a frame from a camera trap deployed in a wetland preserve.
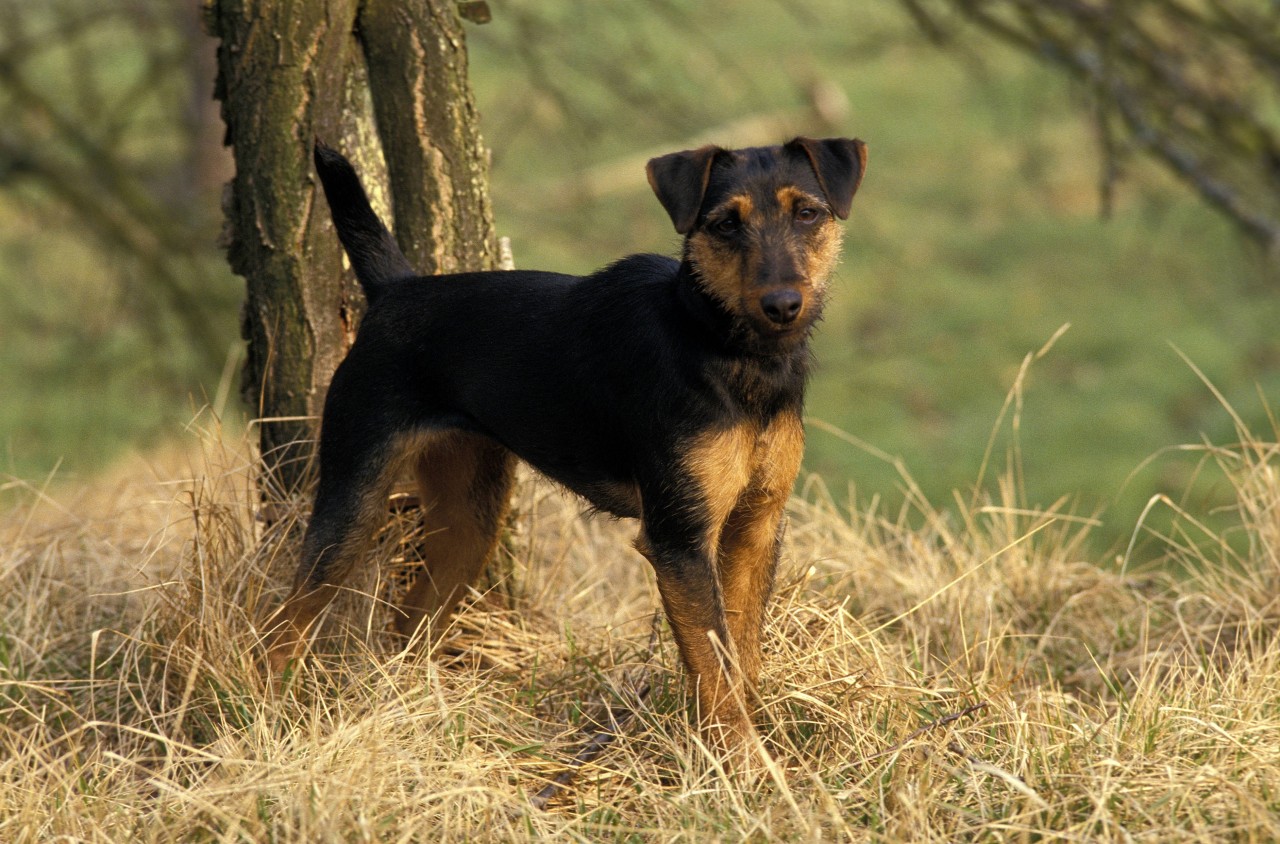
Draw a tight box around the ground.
[2,414,1277,841]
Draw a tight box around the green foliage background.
[2,0,1276,554]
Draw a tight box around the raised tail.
[313,141,416,302]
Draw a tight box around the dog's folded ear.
[786,137,867,220]
[646,145,725,235]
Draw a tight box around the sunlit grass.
[2,393,1278,840]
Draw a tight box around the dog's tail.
[313,141,416,302]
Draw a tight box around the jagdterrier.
[265,136,867,754]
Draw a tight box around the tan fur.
[650,564,740,731]
[774,185,817,213]
[717,411,805,687]
[728,193,754,223]
[395,433,515,640]
[627,422,753,736]
[775,187,844,291]
[687,232,737,309]
[264,431,436,673]
[687,188,844,339]
[658,414,805,732]
[263,429,516,671]
[684,190,755,312]
[682,423,758,537]
[803,220,843,287]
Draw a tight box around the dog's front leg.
[716,492,786,696]
[634,428,760,752]
[636,525,754,750]
[716,412,805,693]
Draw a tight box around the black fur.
[319,252,806,520]
[312,145,415,301]
[268,138,867,753]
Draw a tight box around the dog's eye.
[796,207,822,225]
[714,217,740,236]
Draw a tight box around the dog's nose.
[760,289,803,325]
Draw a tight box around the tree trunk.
[209,0,499,501]
[359,1,499,275]
[211,0,369,500]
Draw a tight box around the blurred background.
[2,0,1277,558]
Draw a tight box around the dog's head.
[647,137,866,346]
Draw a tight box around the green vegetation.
[2,0,1277,555]
[466,3,1280,553]
[0,199,237,484]
[0,2,238,484]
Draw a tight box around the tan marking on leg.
[717,411,804,693]
[264,589,336,674]
[636,533,756,749]
[395,432,515,641]
[660,422,768,746]
[682,423,758,538]
[264,432,432,673]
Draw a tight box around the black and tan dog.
[265,137,867,751]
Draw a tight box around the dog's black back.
[314,146,808,519]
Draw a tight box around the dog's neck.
[674,258,811,419]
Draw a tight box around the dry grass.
[2,409,1279,842]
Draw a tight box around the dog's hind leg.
[394,432,516,642]
[263,400,411,673]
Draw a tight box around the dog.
[265,136,867,754]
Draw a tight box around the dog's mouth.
[740,306,818,350]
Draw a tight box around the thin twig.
[858,700,989,766]
[529,678,653,811]
[529,614,661,811]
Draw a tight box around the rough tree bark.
[208,0,498,501]
[209,0,512,606]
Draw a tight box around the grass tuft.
[2,408,1279,841]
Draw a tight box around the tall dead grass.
[1,405,1278,842]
